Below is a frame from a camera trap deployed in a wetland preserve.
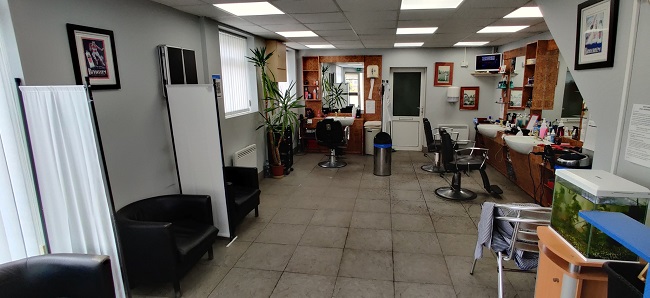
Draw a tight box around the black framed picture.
[66,24,121,89]
[574,0,619,70]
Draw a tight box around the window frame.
[218,28,258,119]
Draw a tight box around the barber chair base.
[435,187,477,201]
[319,150,346,168]
[421,164,444,173]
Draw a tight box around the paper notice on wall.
[365,100,376,114]
[625,104,650,168]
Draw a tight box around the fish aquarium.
[551,169,650,261]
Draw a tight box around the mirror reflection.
[320,62,364,112]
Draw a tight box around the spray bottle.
[539,118,548,139]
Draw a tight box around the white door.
[390,68,426,151]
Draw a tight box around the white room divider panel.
[166,84,229,238]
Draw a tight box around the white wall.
[8,0,266,209]
[538,0,650,188]
[299,47,503,142]
[538,0,635,173]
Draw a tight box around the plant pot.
[271,165,284,179]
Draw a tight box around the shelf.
[303,69,319,72]
[471,72,504,77]
[524,85,534,88]
[303,85,318,87]
[304,99,321,102]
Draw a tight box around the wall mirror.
[320,61,364,112]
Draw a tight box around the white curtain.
[19,86,125,297]
[0,18,43,263]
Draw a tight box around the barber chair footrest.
[489,185,503,195]
[421,164,444,173]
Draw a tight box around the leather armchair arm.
[224,166,259,189]
[117,220,178,282]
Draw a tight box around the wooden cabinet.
[265,40,287,82]
[535,226,608,298]
[523,40,560,112]
[302,56,321,113]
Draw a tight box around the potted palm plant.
[247,47,304,178]
[321,64,347,113]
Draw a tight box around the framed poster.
[434,62,453,86]
[66,24,121,89]
[574,0,619,70]
[509,88,524,109]
[460,87,479,110]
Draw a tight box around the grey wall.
[200,19,266,171]
[8,0,266,209]
[538,0,650,188]
[299,47,503,142]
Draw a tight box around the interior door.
[390,68,426,151]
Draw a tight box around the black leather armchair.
[0,253,115,298]
[224,166,261,238]
[116,194,219,297]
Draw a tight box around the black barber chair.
[436,128,503,201]
[316,119,346,168]
[421,118,443,173]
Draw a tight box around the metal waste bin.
[373,132,392,176]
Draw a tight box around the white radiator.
[233,144,257,167]
[438,124,470,145]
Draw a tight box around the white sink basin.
[477,124,506,138]
[504,136,551,154]
[326,116,355,126]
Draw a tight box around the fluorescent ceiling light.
[504,7,543,18]
[276,31,317,37]
[477,26,529,33]
[401,0,464,10]
[214,2,283,16]
[394,42,424,47]
[306,44,335,49]
[454,41,489,46]
[396,27,438,34]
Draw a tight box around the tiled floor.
[133,151,537,298]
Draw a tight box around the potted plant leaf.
[321,64,347,113]
[247,47,304,178]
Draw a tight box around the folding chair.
[471,203,551,298]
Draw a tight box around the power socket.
[460,61,469,68]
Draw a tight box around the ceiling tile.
[453,7,515,19]
[521,23,549,33]
[270,0,340,13]
[490,18,543,26]
[344,11,398,22]
[173,4,232,17]
[395,35,435,43]
[262,23,310,31]
[336,0,399,11]
[286,36,328,43]
[323,35,361,41]
[313,29,357,37]
[293,12,348,23]
[354,28,395,35]
[329,40,364,46]
[151,0,204,6]
[216,16,256,27]
[359,34,396,41]
[348,20,396,30]
[334,44,366,49]
[442,18,496,28]
[304,22,352,30]
[242,15,300,25]
[397,20,445,27]
[460,0,530,8]
[202,0,264,3]
[284,41,308,49]
[398,10,455,21]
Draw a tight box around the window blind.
[219,31,251,116]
